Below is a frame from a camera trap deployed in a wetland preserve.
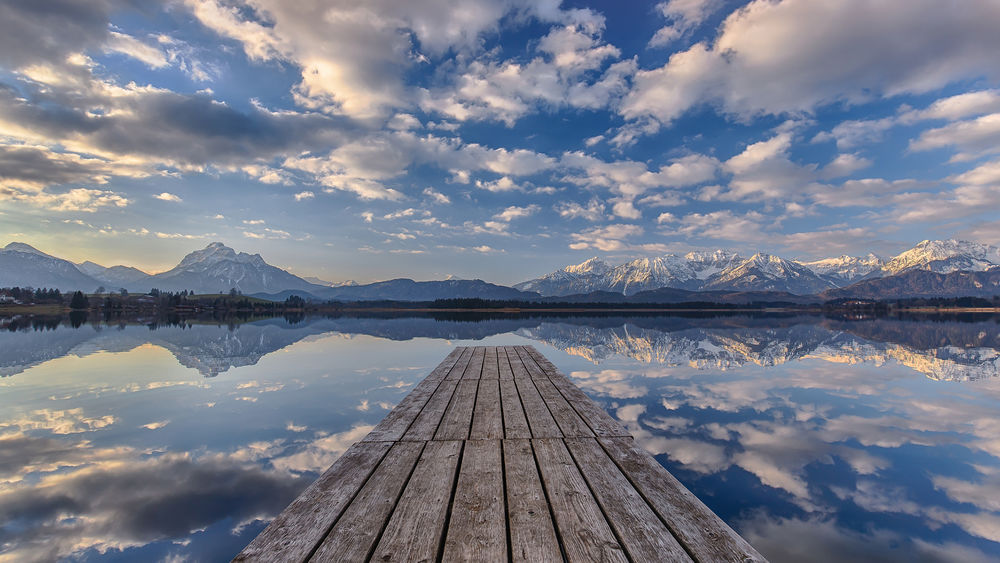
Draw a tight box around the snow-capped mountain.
[302,276,358,288]
[796,254,885,285]
[516,251,742,296]
[145,242,322,294]
[702,253,837,294]
[881,239,1000,275]
[0,242,103,292]
[77,261,150,288]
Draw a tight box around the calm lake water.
[1,312,999,562]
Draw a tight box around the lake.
[1,312,999,562]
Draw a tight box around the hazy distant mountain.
[141,242,324,294]
[822,268,1000,300]
[316,278,539,301]
[77,261,150,289]
[0,243,103,292]
[302,276,358,287]
[797,254,885,285]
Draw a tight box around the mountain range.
[0,239,998,302]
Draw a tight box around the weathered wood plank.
[435,379,479,440]
[505,346,532,379]
[503,439,562,562]
[402,379,458,441]
[532,438,627,562]
[599,436,766,563]
[514,377,562,438]
[532,376,594,438]
[234,441,392,562]
[461,345,486,379]
[566,437,691,562]
[470,378,504,440]
[513,346,549,379]
[445,346,475,380]
[371,440,463,562]
[308,441,424,561]
[442,440,507,561]
[481,346,500,379]
[497,346,515,380]
[363,348,464,442]
[499,379,531,439]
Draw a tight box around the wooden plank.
[435,379,479,440]
[532,376,594,438]
[503,439,562,562]
[445,346,475,380]
[505,346,532,379]
[481,346,500,379]
[402,379,458,441]
[442,440,507,560]
[499,379,531,439]
[513,346,548,379]
[532,438,627,562]
[514,377,562,438]
[599,436,766,563]
[461,345,486,379]
[234,441,392,562]
[470,378,503,440]
[309,441,425,561]
[497,346,514,380]
[372,440,463,562]
[363,348,464,442]
[566,438,691,562]
[523,346,629,437]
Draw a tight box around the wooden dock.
[235,345,764,562]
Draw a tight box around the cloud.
[418,15,633,125]
[105,31,169,68]
[475,176,522,192]
[622,0,1000,127]
[0,0,117,69]
[664,210,768,241]
[422,187,450,204]
[569,223,643,251]
[556,198,605,221]
[648,0,723,47]
[493,204,539,222]
[154,192,182,203]
[294,190,314,201]
[910,112,1000,162]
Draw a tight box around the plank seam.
[529,439,570,563]
[594,437,701,563]
[301,443,395,563]
[505,348,536,438]
[514,350,566,438]
[562,438,635,563]
[358,441,429,563]
[500,438,513,563]
[436,440,467,563]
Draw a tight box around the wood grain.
[503,439,562,562]
[442,440,507,560]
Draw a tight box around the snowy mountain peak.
[884,239,1000,275]
[797,253,885,283]
[3,242,55,258]
[563,257,611,275]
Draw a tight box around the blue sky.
[1,0,999,284]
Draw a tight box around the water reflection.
[0,312,998,561]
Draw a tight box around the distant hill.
[821,268,1000,300]
[0,243,103,292]
[314,278,540,302]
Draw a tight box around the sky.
[1,0,1000,285]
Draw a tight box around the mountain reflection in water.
[0,312,998,562]
[3,312,998,380]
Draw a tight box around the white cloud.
[293,191,314,201]
[623,0,1000,127]
[154,192,182,202]
[569,223,643,251]
[664,210,768,241]
[422,187,450,204]
[648,0,723,47]
[475,176,522,192]
[556,198,604,221]
[493,204,539,222]
[910,112,1000,162]
[105,31,169,68]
